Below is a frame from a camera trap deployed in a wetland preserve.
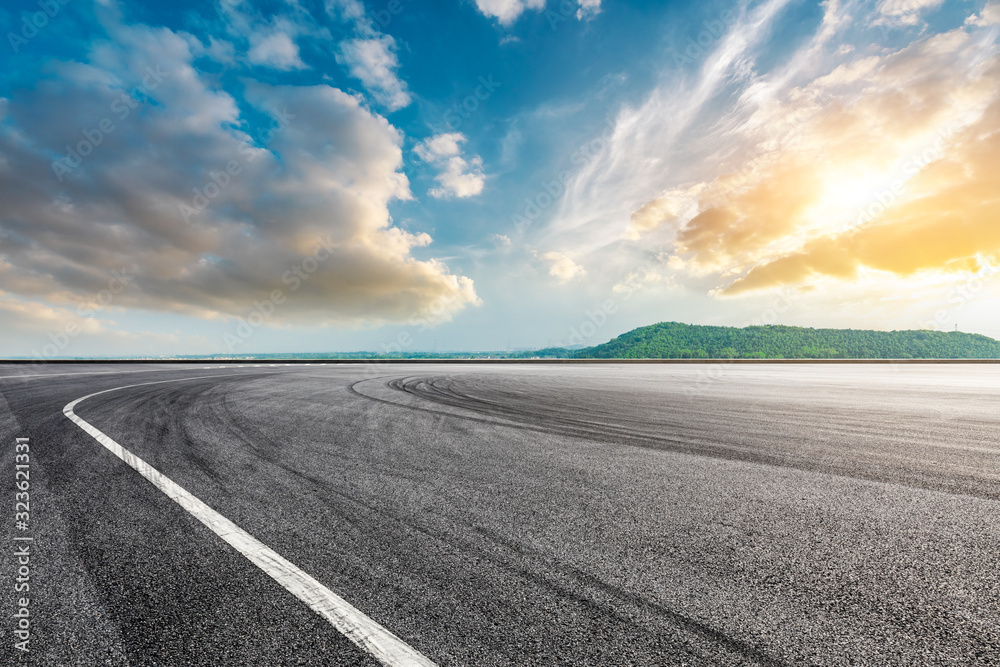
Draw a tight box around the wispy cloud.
[328,0,412,111]
[537,0,796,252]
[873,0,946,27]
[632,20,1000,298]
[218,1,325,70]
[337,34,411,111]
[529,0,1000,311]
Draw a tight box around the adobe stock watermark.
[51,66,169,182]
[850,125,955,231]
[30,269,134,362]
[369,291,466,361]
[364,0,413,31]
[544,0,581,29]
[7,0,71,54]
[12,437,33,654]
[223,235,333,351]
[919,265,999,332]
[179,108,293,223]
[565,257,662,347]
[682,287,804,396]
[741,287,800,328]
[668,8,738,68]
[351,289,473,381]
[427,75,502,135]
[511,115,616,234]
[545,0,603,29]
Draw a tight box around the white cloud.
[874,0,946,26]
[966,2,1000,27]
[325,0,367,23]
[204,37,236,64]
[414,132,465,160]
[540,0,797,253]
[0,293,208,357]
[415,133,486,199]
[326,0,413,112]
[0,20,477,329]
[0,294,109,337]
[625,185,703,240]
[429,156,486,199]
[542,252,585,283]
[218,3,325,71]
[474,0,546,25]
[248,31,305,70]
[337,35,411,111]
[612,268,669,294]
[576,0,602,20]
[474,0,601,25]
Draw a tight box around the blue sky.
[1,0,999,356]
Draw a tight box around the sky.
[1,0,999,357]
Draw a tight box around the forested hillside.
[575,322,1000,359]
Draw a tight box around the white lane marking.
[64,376,436,667]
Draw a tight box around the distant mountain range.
[521,322,1000,360]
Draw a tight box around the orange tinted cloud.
[629,25,1000,296]
[723,118,1000,294]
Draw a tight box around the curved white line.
[64,375,436,667]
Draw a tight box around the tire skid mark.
[349,377,1000,503]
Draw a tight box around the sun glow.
[808,161,922,236]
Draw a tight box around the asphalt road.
[1,362,999,665]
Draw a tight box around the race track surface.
[1,362,998,665]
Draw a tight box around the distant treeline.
[559,322,1000,359]
[164,322,1000,361]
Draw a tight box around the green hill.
[571,322,1000,359]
